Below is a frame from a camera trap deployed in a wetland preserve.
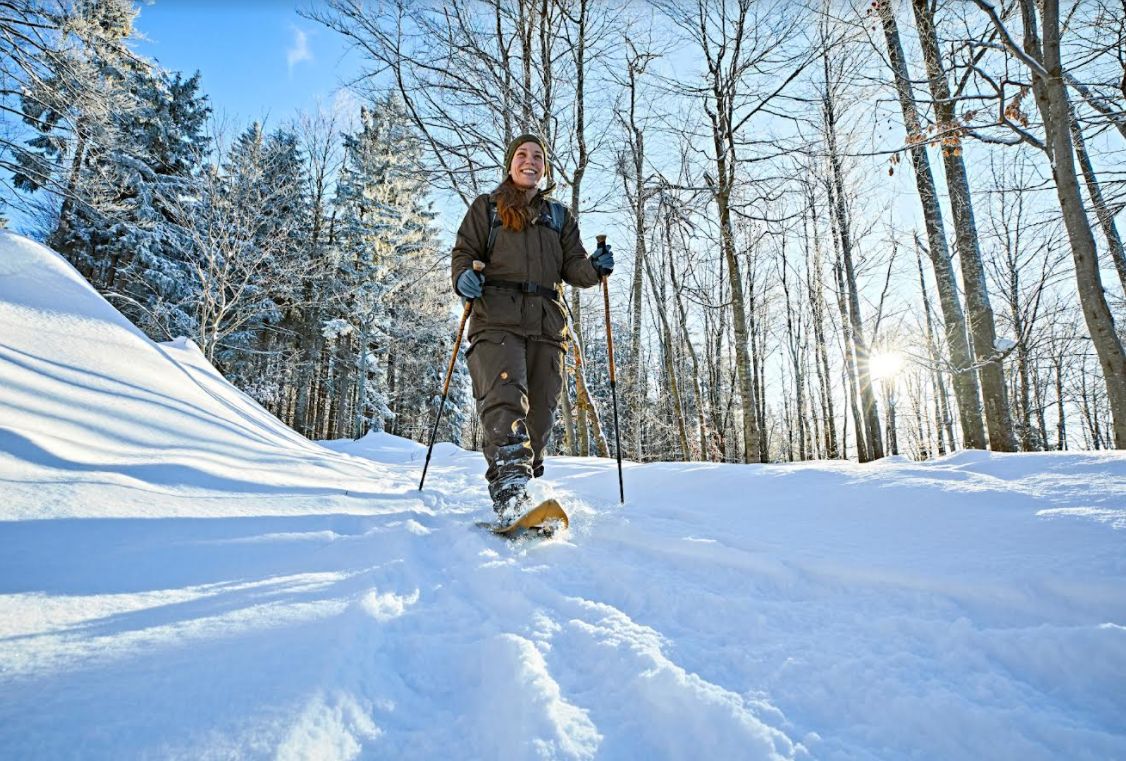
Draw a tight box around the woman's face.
[509,141,545,189]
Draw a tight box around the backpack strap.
[484,197,565,261]
[485,200,502,262]
[547,200,565,234]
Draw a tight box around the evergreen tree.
[99,70,212,339]
[185,122,312,401]
[329,96,461,439]
[12,0,141,266]
[6,0,136,200]
[9,2,212,341]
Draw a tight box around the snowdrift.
[0,231,419,521]
[1,232,1124,760]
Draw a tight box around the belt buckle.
[521,282,537,294]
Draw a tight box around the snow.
[1,230,1124,760]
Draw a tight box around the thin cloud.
[286,27,313,74]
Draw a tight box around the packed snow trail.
[1,232,1124,760]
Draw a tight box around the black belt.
[484,279,559,298]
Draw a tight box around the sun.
[868,350,904,381]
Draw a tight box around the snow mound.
[0,232,52,276]
[0,232,411,520]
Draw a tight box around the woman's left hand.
[591,243,614,277]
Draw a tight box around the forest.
[2,0,1124,463]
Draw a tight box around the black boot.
[489,421,533,525]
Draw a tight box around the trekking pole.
[419,260,484,491]
[598,235,625,504]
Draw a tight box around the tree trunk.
[1069,102,1126,297]
[834,257,868,462]
[569,0,604,458]
[749,260,768,462]
[824,55,882,460]
[571,330,609,458]
[560,367,575,453]
[649,221,689,459]
[1024,0,1126,448]
[807,188,839,458]
[667,207,713,460]
[878,0,986,449]
[913,0,1016,452]
[885,385,899,456]
[780,238,808,460]
[914,237,955,454]
[1053,350,1067,450]
[630,218,646,461]
[715,188,761,462]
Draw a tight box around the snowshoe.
[476,498,569,539]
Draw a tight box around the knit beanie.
[502,133,549,182]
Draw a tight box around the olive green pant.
[468,332,565,486]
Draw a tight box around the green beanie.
[502,133,549,181]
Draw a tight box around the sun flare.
[869,350,904,381]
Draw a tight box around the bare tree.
[171,149,309,367]
[804,179,839,458]
[873,0,987,449]
[982,151,1068,451]
[971,0,1126,448]
[616,33,661,460]
[1068,101,1126,296]
[822,45,883,461]
[911,0,1016,451]
[653,0,812,462]
[913,234,955,455]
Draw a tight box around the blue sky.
[131,1,360,126]
[127,1,475,240]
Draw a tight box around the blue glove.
[591,243,614,277]
[456,268,484,299]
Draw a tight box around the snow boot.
[488,422,534,526]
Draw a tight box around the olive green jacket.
[451,192,601,346]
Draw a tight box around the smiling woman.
[450,133,611,527]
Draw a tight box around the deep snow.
[1,231,1124,760]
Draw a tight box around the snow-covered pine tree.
[184,122,312,403]
[9,0,139,249]
[328,95,464,442]
[96,70,211,340]
[235,127,315,410]
[287,107,344,438]
[9,1,212,342]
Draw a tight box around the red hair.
[494,177,538,232]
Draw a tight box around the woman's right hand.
[456,268,485,299]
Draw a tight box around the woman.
[450,134,613,524]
